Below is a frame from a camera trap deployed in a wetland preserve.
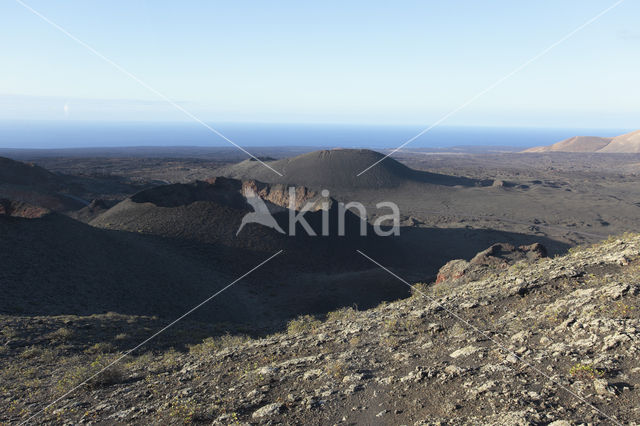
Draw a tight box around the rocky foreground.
[2,234,640,425]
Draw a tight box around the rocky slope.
[2,234,639,424]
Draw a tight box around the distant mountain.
[522,136,612,153]
[522,129,639,153]
[599,129,640,153]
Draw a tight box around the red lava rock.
[0,199,50,219]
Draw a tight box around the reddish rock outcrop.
[0,199,50,219]
[436,242,547,284]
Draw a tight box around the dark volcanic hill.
[90,177,389,270]
[0,180,414,321]
[89,176,564,277]
[217,149,486,190]
[0,156,58,185]
[0,212,252,320]
[0,156,85,212]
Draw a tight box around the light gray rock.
[252,402,283,418]
[450,345,480,358]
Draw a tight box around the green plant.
[167,397,197,424]
[605,301,636,318]
[569,363,604,380]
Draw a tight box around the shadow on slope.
[0,213,267,322]
[0,203,569,329]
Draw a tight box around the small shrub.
[48,327,74,343]
[84,342,116,355]
[604,301,636,318]
[287,315,321,335]
[384,318,399,331]
[384,317,422,333]
[56,355,126,393]
[380,335,399,349]
[568,245,585,256]
[166,397,197,424]
[410,283,429,297]
[324,360,348,379]
[1,327,17,340]
[326,307,357,322]
[19,346,43,359]
[126,351,154,370]
[569,363,604,380]
[188,334,250,355]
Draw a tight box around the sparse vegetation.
[188,334,251,355]
[569,363,604,380]
[165,397,197,424]
[410,282,429,297]
[47,327,74,343]
[326,307,357,322]
[324,360,348,380]
[84,342,116,355]
[56,355,127,394]
[287,315,322,335]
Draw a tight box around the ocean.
[0,121,630,150]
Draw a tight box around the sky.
[1,0,639,128]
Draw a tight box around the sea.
[0,121,630,150]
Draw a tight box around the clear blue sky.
[1,0,639,128]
